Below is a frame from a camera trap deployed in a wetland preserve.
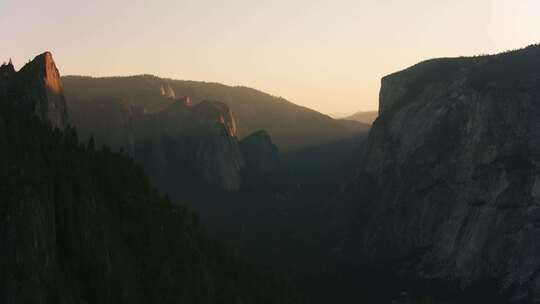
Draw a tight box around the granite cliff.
[0,52,68,129]
[240,130,280,177]
[136,99,245,191]
[68,95,279,191]
[337,44,540,302]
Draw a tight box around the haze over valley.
[2,1,540,303]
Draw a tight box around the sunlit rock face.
[0,52,68,129]
[160,82,176,99]
[337,45,540,302]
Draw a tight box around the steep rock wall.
[337,45,540,302]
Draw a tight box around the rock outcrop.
[240,130,279,176]
[160,82,176,99]
[141,99,245,191]
[68,92,282,192]
[337,44,540,302]
[0,52,68,129]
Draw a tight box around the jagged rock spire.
[0,59,15,88]
[0,52,68,129]
[1,58,15,73]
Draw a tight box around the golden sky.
[2,0,539,115]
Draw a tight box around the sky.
[1,0,539,115]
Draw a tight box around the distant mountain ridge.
[62,75,369,152]
[343,110,378,125]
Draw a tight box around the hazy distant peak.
[343,110,378,125]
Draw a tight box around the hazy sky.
[1,0,539,115]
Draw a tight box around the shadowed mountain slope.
[68,95,279,191]
[62,75,368,152]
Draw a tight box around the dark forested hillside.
[62,75,369,152]
[0,54,299,304]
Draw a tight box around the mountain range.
[62,75,370,153]
[64,75,370,191]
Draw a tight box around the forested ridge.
[0,99,299,303]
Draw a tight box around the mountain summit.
[1,52,68,129]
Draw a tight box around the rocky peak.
[190,100,239,138]
[18,52,65,95]
[0,52,68,129]
[158,99,239,136]
[240,130,279,176]
[127,99,244,191]
[166,100,243,190]
[0,60,15,96]
[0,59,15,77]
